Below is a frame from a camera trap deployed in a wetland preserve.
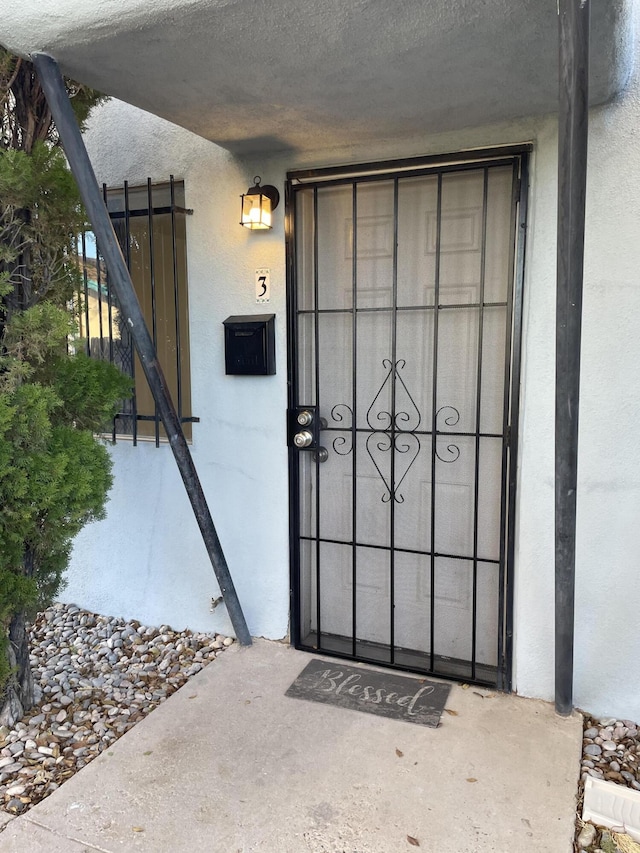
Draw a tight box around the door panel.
[289,156,524,687]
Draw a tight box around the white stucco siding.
[512,77,640,721]
[70,102,291,640]
[572,83,640,721]
[507,122,559,706]
[67,59,640,719]
[510,80,640,721]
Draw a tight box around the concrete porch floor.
[0,640,582,852]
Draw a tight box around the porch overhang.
[0,0,634,155]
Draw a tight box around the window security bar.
[77,176,197,446]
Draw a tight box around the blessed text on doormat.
[285,659,451,727]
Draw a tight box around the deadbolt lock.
[297,410,314,426]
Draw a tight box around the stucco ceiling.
[0,0,633,154]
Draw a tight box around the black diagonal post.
[32,52,252,647]
[555,0,589,715]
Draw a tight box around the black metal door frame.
[286,147,530,690]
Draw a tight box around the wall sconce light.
[240,176,280,230]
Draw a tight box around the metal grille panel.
[288,154,526,688]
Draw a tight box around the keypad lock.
[288,406,327,461]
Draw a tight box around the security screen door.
[288,153,526,688]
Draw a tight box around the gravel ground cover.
[0,602,233,819]
[575,714,640,852]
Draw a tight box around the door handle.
[293,430,314,448]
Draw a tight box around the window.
[78,177,195,443]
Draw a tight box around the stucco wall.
[68,54,640,719]
[70,108,291,641]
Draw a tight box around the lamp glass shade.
[241,192,272,229]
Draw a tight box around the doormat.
[285,659,451,728]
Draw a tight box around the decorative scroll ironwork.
[435,405,460,463]
[329,361,461,502]
[330,403,353,455]
[365,359,422,502]
[366,431,421,503]
[366,358,421,432]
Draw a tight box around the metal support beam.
[555,0,589,716]
[32,52,252,647]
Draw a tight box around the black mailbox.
[223,314,276,375]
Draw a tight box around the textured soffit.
[0,0,633,154]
